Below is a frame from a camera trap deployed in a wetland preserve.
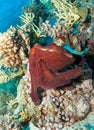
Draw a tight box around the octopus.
[29,43,83,104]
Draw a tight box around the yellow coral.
[20,109,31,123]
[51,0,80,27]
[19,12,46,39]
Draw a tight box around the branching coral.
[0,27,29,69]
[40,20,69,46]
[51,0,80,27]
[41,20,68,37]
[24,0,51,26]
[19,12,45,39]
[73,0,94,22]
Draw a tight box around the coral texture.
[0,27,29,69]
[13,68,94,130]
[0,114,22,130]
[51,0,80,27]
[0,65,26,83]
[35,79,94,130]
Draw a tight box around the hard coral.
[0,27,29,69]
[29,43,83,104]
[0,65,26,83]
[12,65,93,130]
[41,20,68,38]
[0,114,22,130]
[51,0,80,27]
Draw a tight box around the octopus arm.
[40,60,82,89]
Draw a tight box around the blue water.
[0,0,30,32]
[85,123,94,130]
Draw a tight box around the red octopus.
[29,43,83,104]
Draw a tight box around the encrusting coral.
[36,79,94,130]
[0,114,22,130]
[63,112,94,130]
[10,64,94,130]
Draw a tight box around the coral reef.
[74,0,94,8]
[51,0,80,27]
[19,0,94,54]
[0,26,29,69]
[69,21,94,52]
[18,11,46,46]
[10,65,94,130]
[35,80,93,130]
[28,1,50,26]
[40,20,69,46]
[1,0,94,130]
[0,90,15,115]
[63,112,94,130]
[7,65,40,124]
[0,114,22,130]
[0,65,25,83]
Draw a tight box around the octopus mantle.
[29,43,83,104]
